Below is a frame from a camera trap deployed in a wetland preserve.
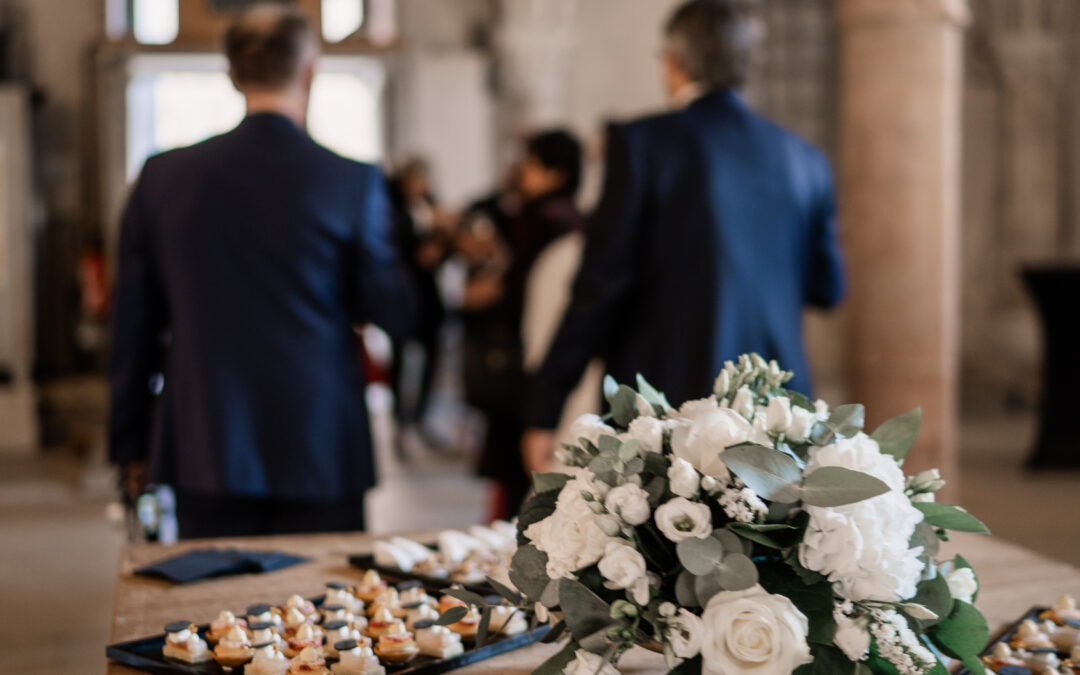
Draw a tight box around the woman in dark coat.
[460,130,584,519]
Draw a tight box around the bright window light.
[133,0,179,45]
[322,0,365,43]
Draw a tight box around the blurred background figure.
[459,130,584,518]
[522,0,846,474]
[108,3,414,538]
[387,157,456,449]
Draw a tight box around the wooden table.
[107,531,1080,674]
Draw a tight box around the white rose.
[798,434,925,602]
[604,483,651,526]
[627,416,665,455]
[786,406,815,442]
[525,477,614,578]
[563,649,619,675]
[654,497,712,543]
[731,387,754,419]
[668,457,700,498]
[765,397,793,434]
[598,541,649,604]
[833,612,870,661]
[669,406,765,480]
[667,608,704,659]
[701,585,811,675]
[563,413,615,450]
[946,567,977,603]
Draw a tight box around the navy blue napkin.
[135,548,307,584]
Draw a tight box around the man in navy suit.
[109,4,413,537]
[522,0,846,473]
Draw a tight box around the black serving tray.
[107,620,551,674]
[347,552,494,597]
[954,606,1050,675]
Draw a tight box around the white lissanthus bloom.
[716,479,768,523]
[598,541,650,605]
[668,400,768,480]
[525,477,614,578]
[765,396,793,433]
[869,608,937,675]
[627,416,665,455]
[946,567,977,603]
[832,602,871,662]
[654,497,712,543]
[666,608,704,659]
[731,386,755,420]
[564,414,615,450]
[798,433,925,602]
[563,649,619,675]
[604,483,651,526]
[714,370,732,398]
[700,585,811,675]
[668,457,700,498]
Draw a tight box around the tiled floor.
[2,395,1079,674]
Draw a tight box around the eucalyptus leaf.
[516,491,558,545]
[643,475,668,508]
[559,578,615,641]
[929,600,989,660]
[722,443,803,501]
[914,503,991,534]
[715,552,759,591]
[603,375,619,403]
[588,454,616,475]
[910,521,941,559]
[801,466,890,507]
[643,451,670,476]
[441,587,489,608]
[540,579,561,608]
[617,439,640,462]
[624,456,645,475]
[532,471,572,494]
[693,568,727,605]
[727,522,799,549]
[828,403,865,438]
[612,384,639,427]
[434,605,468,626]
[676,535,725,575]
[477,605,492,647]
[871,408,922,462]
[539,619,567,643]
[787,390,815,412]
[810,421,837,446]
[509,544,551,601]
[598,434,622,454]
[675,569,700,607]
[533,640,578,675]
[484,576,523,605]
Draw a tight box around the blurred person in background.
[109,3,414,538]
[459,130,584,519]
[522,0,846,474]
[387,159,456,446]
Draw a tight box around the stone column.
[837,0,968,491]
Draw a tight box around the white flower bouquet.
[503,354,992,674]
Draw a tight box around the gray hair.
[664,0,761,91]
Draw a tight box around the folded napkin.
[135,548,307,584]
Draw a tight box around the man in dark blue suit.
[522,0,846,473]
[109,4,413,537]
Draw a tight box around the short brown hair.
[224,3,315,89]
[665,0,760,91]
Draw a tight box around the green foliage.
[510,544,551,601]
[516,490,558,545]
[485,575,523,605]
[611,384,639,427]
[434,605,468,626]
[722,443,802,501]
[914,503,990,534]
[532,471,571,494]
[559,578,616,641]
[676,535,726,575]
[927,599,990,660]
[910,572,952,629]
[801,467,890,507]
[871,408,922,462]
[637,373,672,412]
[953,554,979,603]
[758,560,836,645]
[533,640,579,675]
[727,522,800,550]
[795,644,859,675]
[666,655,702,674]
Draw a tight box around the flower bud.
[713,371,731,398]
[700,475,718,493]
[751,353,767,370]
[731,387,754,420]
[587,501,606,514]
[658,602,677,618]
[581,490,594,501]
[765,396,793,434]
[594,515,622,537]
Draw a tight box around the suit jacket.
[526,90,845,428]
[109,113,414,501]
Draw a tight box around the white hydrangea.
[798,433,925,602]
[524,477,614,579]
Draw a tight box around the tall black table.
[1022,265,1080,468]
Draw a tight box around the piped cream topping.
[338,644,380,668]
[285,607,307,628]
[222,624,250,646]
[295,645,322,665]
[253,644,284,661]
[417,624,460,649]
[252,627,278,644]
[1057,595,1077,611]
[166,628,192,645]
[370,606,395,625]
[293,623,317,642]
[360,570,382,589]
[992,642,1012,660]
[286,594,308,611]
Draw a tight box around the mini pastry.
[250,621,284,648]
[248,604,284,633]
[284,607,318,638]
[1042,596,1080,628]
[396,581,433,608]
[355,571,386,604]
[287,645,330,674]
[405,602,439,632]
[1052,624,1080,652]
[324,582,364,616]
[489,603,527,636]
[321,604,355,626]
[984,642,1027,671]
[448,607,481,640]
[283,594,318,622]
[363,608,399,640]
[246,642,290,675]
[321,621,366,659]
[330,639,385,675]
[367,587,405,619]
[214,624,256,669]
[284,623,324,659]
[1012,619,1058,652]
[209,610,248,645]
[162,621,213,664]
[372,622,419,664]
[413,619,464,659]
[374,541,417,572]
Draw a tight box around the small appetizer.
[355,571,387,604]
[321,604,354,626]
[367,587,405,619]
[397,582,434,609]
[208,610,248,645]
[283,594,318,622]
[162,621,213,664]
[1042,596,1080,628]
[283,607,316,638]
[321,621,365,659]
[284,623,324,659]
[489,603,527,636]
[245,642,290,675]
[372,622,419,664]
[214,623,256,669]
[437,594,467,615]
[247,604,284,633]
[330,638,385,675]
[324,582,364,616]
[413,619,464,659]
[249,621,284,648]
[286,645,330,674]
[1012,619,1057,652]
[404,602,439,632]
[448,606,481,640]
